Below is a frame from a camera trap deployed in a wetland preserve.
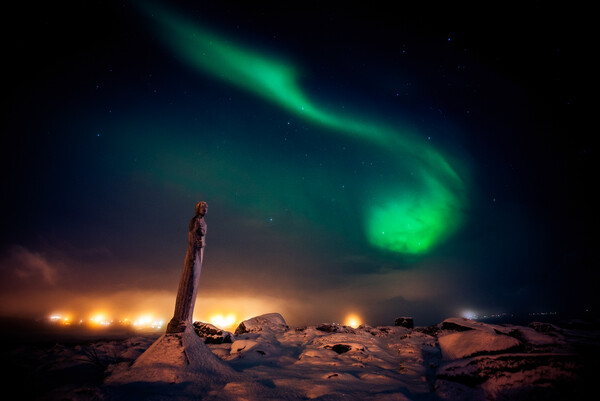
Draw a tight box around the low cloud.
[4,245,59,285]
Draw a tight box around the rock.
[325,344,352,354]
[438,329,521,360]
[529,321,560,333]
[394,317,414,329]
[234,313,288,335]
[417,318,513,338]
[440,321,473,332]
[507,326,558,348]
[366,326,396,337]
[436,353,580,400]
[440,318,475,332]
[439,317,517,335]
[316,323,356,333]
[415,325,442,336]
[193,321,234,344]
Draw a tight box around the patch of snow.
[229,339,258,354]
[6,314,596,400]
[105,326,236,387]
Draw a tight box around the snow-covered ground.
[2,314,597,400]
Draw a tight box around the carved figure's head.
[195,201,208,216]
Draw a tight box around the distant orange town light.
[46,310,165,330]
[88,311,112,328]
[345,314,362,328]
[48,313,72,325]
[208,313,237,330]
[132,314,164,330]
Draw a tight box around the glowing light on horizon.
[138,1,470,255]
[133,314,164,329]
[47,311,165,330]
[49,314,72,325]
[85,310,115,328]
[344,314,362,328]
[461,310,478,320]
[88,311,112,327]
[133,315,152,327]
[208,313,237,330]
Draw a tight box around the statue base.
[166,318,188,334]
[105,326,235,385]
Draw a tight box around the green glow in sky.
[366,169,464,254]
[140,2,469,255]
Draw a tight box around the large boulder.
[193,321,234,344]
[439,329,521,360]
[417,317,493,337]
[234,313,288,335]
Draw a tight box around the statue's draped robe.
[166,214,206,333]
[105,203,237,389]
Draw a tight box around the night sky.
[1,1,595,327]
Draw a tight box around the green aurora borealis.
[141,2,469,255]
[2,0,593,327]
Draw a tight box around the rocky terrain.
[1,314,597,400]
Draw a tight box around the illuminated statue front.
[166,201,208,333]
[106,200,240,388]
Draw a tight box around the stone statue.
[106,200,238,389]
[166,201,208,333]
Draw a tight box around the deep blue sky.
[1,1,595,326]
